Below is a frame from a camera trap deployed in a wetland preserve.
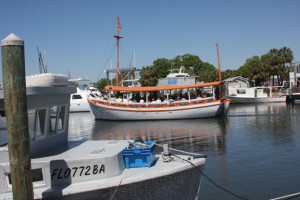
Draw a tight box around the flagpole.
[114,17,122,86]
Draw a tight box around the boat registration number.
[51,164,105,179]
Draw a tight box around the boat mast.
[216,43,222,81]
[114,17,122,86]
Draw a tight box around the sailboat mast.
[216,43,222,81]
[114,17,122,86]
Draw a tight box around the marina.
[1,2,300,198]
[68,103,300,200]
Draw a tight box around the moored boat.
[88,83,230,120]
[70,87,100,112]
[226,87,286,104]
[88,18,230,120]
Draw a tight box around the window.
[72,95,82,99]
[27,109,36,140]
[49,105,66,134]
[237,89,246,94]
[49,106,58,134]
[57,106,66,131]
[36,108,46,136]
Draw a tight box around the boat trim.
[105,81,222,92]
[89,98,223,112]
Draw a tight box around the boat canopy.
[105,81,222,92]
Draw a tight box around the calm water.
[69,103,300,200]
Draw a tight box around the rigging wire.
[96,25,117,81]
[97,43,117,81]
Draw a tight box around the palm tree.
[279,47,294,66]
[279,47,294,84]
[268,48,283,85]
[260,54,271,84]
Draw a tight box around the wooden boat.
[88,18,230,120]
[88,83,230,120]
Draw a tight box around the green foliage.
[139,54,219,86]
[152,58,171,78]
[97,78,108,91]
[233,46,294,86]
[222,69,240,80]
[101,47,294,87]
[139,66,158,86]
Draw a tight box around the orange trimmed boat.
[88,18,230,120]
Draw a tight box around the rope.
[170,154,249,200]
[155,143,207,157]
[157,144,299,200]
[154,144,248,200]
[109,155,157,200]
[270,192,300,200]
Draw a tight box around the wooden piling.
[1,33,33,199]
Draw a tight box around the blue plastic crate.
[123,141,156,168]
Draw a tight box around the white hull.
[70,87,100,112]
[226,96,286,104]
[0,141,205,200]
[88,99,229,120]
[39,155,204,200]
[70,100,90,112]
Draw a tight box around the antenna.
[44,48,47,73]
[37,47,47,74]
[134,50,136,68]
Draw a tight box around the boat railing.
[92,97,215,108]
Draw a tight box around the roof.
[105,81,222,92]
[223,76,249,82]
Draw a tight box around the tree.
[268,48,283,85]
[152,58,171,78]
[279,47,294,84]
[222,69,239,80]
[97,78,108,91]
[260,54,271,83]
[139,66,158,86]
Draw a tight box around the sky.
[1,0,300,83]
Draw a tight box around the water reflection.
[228,103,300,147]
[68,113,229,156]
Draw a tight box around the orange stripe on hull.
[88,99,223,112]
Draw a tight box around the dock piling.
[1,33,33,200]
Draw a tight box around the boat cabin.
[0,73,76,157]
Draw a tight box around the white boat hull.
[226,96,286,104]
[0,141,205,200]
[88,99,228,120]
[70,100,90,112]
[40,156,205,200]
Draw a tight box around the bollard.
[1,33,33,200]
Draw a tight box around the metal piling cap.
[1,33,24,46]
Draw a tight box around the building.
[223,76,250,95]
[289,62,300,89]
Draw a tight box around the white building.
[289,62,300,89]
[223,76,250,95]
